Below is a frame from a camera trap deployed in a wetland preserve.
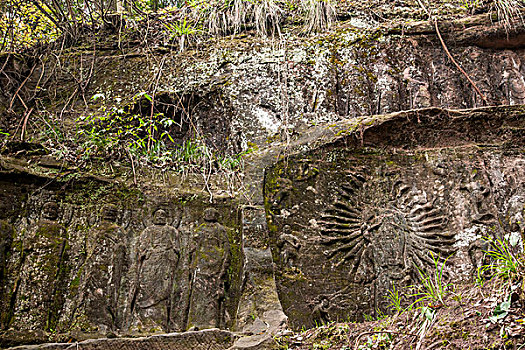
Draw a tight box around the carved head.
[153,208,168,226]
[203,208,219,223]
[42,201,59,220]
[101,204,118,223]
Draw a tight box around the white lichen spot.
[454,225,484,249]
[253,106,281,133]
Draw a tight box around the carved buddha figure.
[0,196,16,329]
[11,201,68,331]
[188,208,231,329]
[79,204,127,334]
[130,208,181,331]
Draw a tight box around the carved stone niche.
[264,107,525,329]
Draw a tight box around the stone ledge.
[7,329,237,350]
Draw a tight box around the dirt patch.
[275,278,525,349]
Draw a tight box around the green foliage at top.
[70,92,252,175]
[0,1,58,51]
[2,0,524,52]
[0,0,337,52]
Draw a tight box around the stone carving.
[188,208,231,329]
[462,180,496,225]
[0,196,16,329]
[311,296,330,325]
[319,174,454,293]
[76,204,127,334]
[499,51,525,105]
[277,225,301,267]
[129,207,181,332]
[11,201,69,331]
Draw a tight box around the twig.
[433,20,488,105]
[28,56,46,103]
[8,62,37,111]
[415,0,488,105]
[147,56,166,151]
[126,148,137,186]
[353,330,419,350]
[58,87,79,123]
[0,53,10,77]
[20,108,34,141]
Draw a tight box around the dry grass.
[493,0,524,31]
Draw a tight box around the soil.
[275,278,525,350]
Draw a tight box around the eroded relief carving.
[11,201,69,331]
[0,219,14,328]
[129,207,181,332]
[75,204,127,334]
[0,191,19,330]
[188,208,231,329]
[0,176,243,344]
[277,225,301,268]
[318,172,455,311]
[499,51,525,105]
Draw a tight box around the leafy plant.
[460,0,481,14]
[411,252,453,308]
[489,295,512,323]
[479,233,523,282]
[385,282,404,314]
[164,18,199,36]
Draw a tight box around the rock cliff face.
[265,106,525,328]
[0,170,243,346]
[1,6,525,349]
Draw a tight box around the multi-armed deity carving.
[188,208,231,329]
[318,172,455,312]
[129,207,181,332]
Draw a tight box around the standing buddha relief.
[188,208,231,330]
[129,206,181,332]
[10,201,69,331]
[75,204,128,334]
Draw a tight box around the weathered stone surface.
[187,208,232,329]
[4,14,525,157]
[128,207,181,332]
[2,6,525,348]
[264,106,525,328]
[11,201,69,332]
[0,168,243,347]
[72,203,128,335]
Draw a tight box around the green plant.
[363,313,373,322]
[386,282,404,313]
[460,0,481,14]
[411,252,453,308]
[164,18,199,36]
[479,233,523,282]
[489,295,512,323]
